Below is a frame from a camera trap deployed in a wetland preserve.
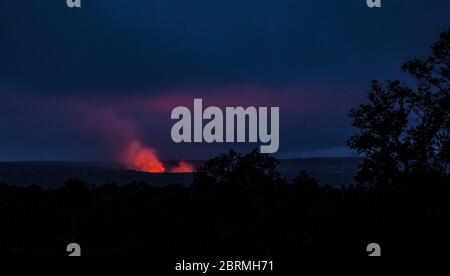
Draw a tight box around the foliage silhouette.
[193,149,285,192]
[1,149,449,256]
[348,31,450,187]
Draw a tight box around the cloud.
[1,0,449,160]
[0,83,360,161]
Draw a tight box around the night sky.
[0,0,449,161]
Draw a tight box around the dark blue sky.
[0,0,449,161]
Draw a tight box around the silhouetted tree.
[348,31,450,187]
[193,149,284,192]
[291,170,320,193]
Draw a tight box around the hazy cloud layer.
[1,0,449,160]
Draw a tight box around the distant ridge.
[0,157,362,188]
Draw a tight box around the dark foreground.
[0,152,448,256]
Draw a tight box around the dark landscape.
[0,158,362,189]
[0,150,449,257]
[0,1,448,258]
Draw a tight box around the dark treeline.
[0,31,449,256]
[0,149,449,256]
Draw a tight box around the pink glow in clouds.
[6,84,359,169]
[42,99,196,173]
[120,84,360,116]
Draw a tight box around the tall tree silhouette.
[348,31,450,187]
[193,149,284,192]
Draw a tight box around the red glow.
[124,140,166,173]
[123,140,194,174]
[170,161,195,173]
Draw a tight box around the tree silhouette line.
[0,31,449,256]
[349,31,449,186]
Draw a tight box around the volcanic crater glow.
[124,140,194,173]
